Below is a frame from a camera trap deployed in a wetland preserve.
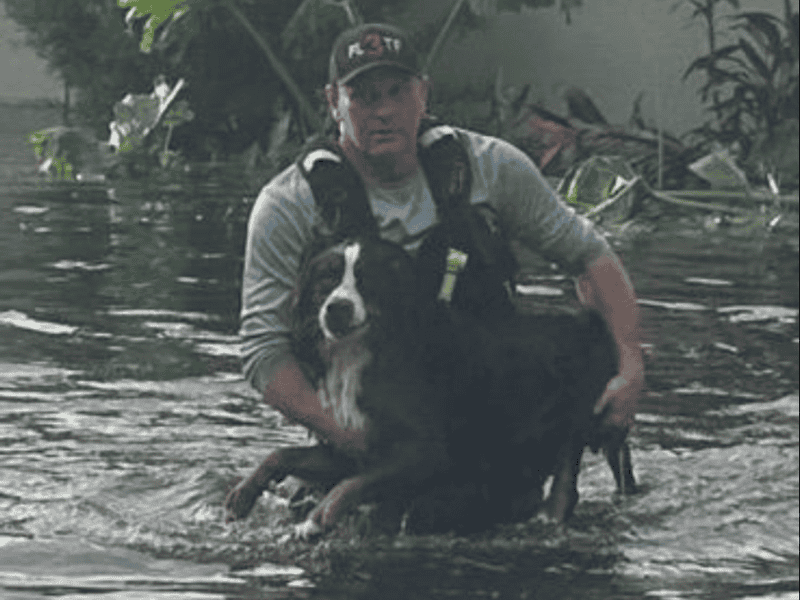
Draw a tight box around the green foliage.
[118,0,192,53]
[6,0,584,176]
[119,0,392,154]
[162,99,195,128]
[682,4,799,163]
[29,130,50,163]
[27,125,111,181]
[29,129,75,180]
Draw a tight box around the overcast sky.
[0,4,62,101]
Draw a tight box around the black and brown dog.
[224,233,635,536]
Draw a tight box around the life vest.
[296,119,518,318]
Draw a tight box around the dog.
[225,236,457,536]
[224,233,636,535]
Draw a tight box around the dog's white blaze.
[317,352,371,429]
[318,242,367,341]
[318,339,370,431]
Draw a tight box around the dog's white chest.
[317,337,370,431]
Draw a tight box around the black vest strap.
[417,124,508,270]
[298,119,475,241]
[296,121,518,310]
[417,123,471,219]
[297,143,378,241]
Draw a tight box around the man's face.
[328,67,429,161]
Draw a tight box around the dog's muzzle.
[323,299,357,338]
[318,242,368,340]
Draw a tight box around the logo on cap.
[347,34,403,59]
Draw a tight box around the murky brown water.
[0,104,798,599]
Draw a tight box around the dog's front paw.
[283,483,352,542]
[306,475,364,531]
[293,518,324,540]
[224,477,263,522]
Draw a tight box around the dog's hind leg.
[225,445,356,522]
[604,438,637,495]
[544,436,584,522]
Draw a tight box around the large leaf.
[118,0,193,53]
[696,65,747,101]
[738,37,772,82]
[682,44,743,79]
[711,93,745,114]
[108,77,188,152]
[730,12,783,58]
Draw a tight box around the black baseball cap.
[328,23,421,84]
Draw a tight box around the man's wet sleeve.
[478,138,611,275]
[240,174,315,393]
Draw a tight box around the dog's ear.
[288,248,317,351]
[288,285,302,329]
[292,234,332,316]
[289,283,326,385]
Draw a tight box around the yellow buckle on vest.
[437,248,468,303]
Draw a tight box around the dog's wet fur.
[225,234,635,535]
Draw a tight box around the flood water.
[1,104,798,599]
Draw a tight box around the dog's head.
[291,237,417,430]
[292,237,416,366]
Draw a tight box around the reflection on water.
[0,175,797,599]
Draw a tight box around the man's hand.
[594,344,644,429]
[577,251,644,429]
[264,360,368,454]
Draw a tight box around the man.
[240,23,643,456]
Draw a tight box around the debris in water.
[0,310,78,335]
[712,342,739,354]
[13,206,49,215]
[638,299,709,311]
[684,277,733,286]
[718,305,798,323]
[515,284,564,296]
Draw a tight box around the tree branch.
[424,0,467,75]
[222,0,323,134]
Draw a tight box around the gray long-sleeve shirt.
[240,127,611,393]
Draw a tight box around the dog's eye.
[304,266,341,306]
[314,262,343,284]
[314,272,340,296]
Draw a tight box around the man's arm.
[576,250,644,428]
[241,172,366,452]
[475,135,643,426]
[264,359,367,453]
